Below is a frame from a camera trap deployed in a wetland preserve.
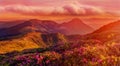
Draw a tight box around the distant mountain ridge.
[93,20,120,34]
[0,19,65,38]
[87,20,120,42]
[0,18,94,38]
[0,20,25,29]
[60,18,94,35]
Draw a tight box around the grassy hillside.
[0,32,67,54]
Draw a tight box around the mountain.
[93,20,120,34]
[60,18,94,35]
[0,19,95,37]
[0,19,66,38]
[0,19,68,54]
[88,20,120,42]
[82,18,118,29]
[0,20,25,29]
[0,32,67,54]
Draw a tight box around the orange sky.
[0,0,120,21]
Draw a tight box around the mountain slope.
[0,20,25,29]
[88,20,120,42]
[0,19,65,38]
[0,19,94,37]
[93,20,120,33]
[61,18,94,35]
[0,32,67,54]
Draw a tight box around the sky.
[0,0,120,20]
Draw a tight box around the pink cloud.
[63,4,104,15]
[0,0,119,15]
[0,4,105,16]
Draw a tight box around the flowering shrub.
[1,41,120,66]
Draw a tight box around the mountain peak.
[29,19,41,21]
[20,19,43,27]
[61,18,94,35]
[69,18,83,23]
[26,19,40,22]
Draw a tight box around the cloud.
[63,4,104,15]
[0,4,105,16]
[0,5,54,15]
[63,4,86,15]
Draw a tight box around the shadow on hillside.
[0,47,51,57]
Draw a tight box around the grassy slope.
[0,32,45,54]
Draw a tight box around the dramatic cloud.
[0,4,105,16]
[0,0,119,15]
[63,4,104,15]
